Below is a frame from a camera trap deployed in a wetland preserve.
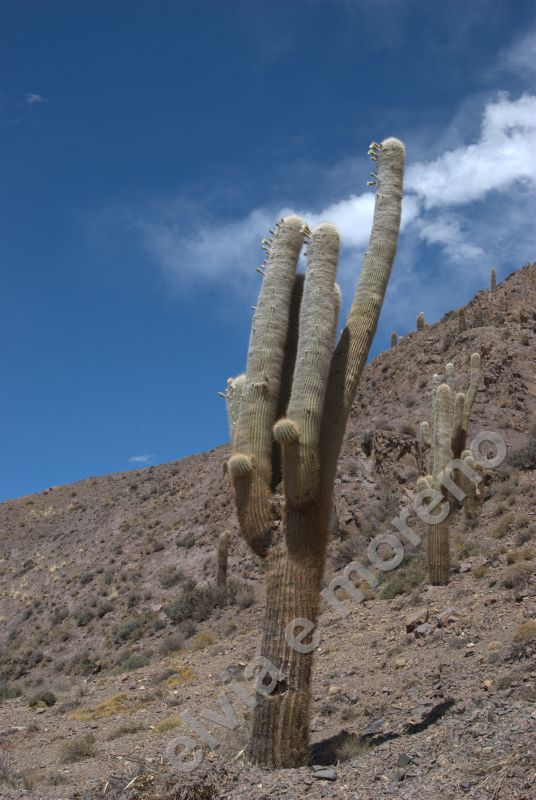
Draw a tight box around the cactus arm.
[318,138,405,496]
[271,273,305,491]
[274,224,340,509]
[433,384,453,478]
[217,530,231,588]
[229,215,306,556]
[461,352,481,438]
[223,374,246,445]
[450,391,466,458]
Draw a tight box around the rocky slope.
[0,263,535,800]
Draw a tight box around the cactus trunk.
[427,518,450,585]
[248,512,326,766]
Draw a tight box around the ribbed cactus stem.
[417,311,425,331]
[229,215,305,556]
[419,354,482,586]
[217,530,231,588]
[451,391,466,458]
[434,384,452,478]
[224,374,246,445]
[391,331,398,348]
[462,353,481,440]
[274,223,340,508]
[490,267,497,291]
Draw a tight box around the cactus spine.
[417,311,425,331]
[223,138,406,768]
[490,266,497,291]
[391,331,398,348]
[217,530,231,588]
[419,353,482,585]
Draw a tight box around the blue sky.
[1,0,535,501]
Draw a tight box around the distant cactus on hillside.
[418,353,483,585]
[490,267,497,291]
[391,331,398,348]
[417,311,425,331]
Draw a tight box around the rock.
[395,657,407,669]
[312,768,337,781]
[435,607,458,627]
[329,685,342,696]
[363,717,385,735]
[405,607,429,632]
[397,752,411,767]
[460,562,472,573]
[460,779,471,791]
[414,622,434,638]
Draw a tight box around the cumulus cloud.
[128,454,156,465]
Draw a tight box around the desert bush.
[509,431,536,471]
[502,562,532,589]
[0,682,22,702]
[227,578,255,608]
[113,619,142,644]
[512,621,536,643]
[107,721,146,740]
[164,580,225,624]
[380,554,425,599]
[74,607,94,627]
[60,733,97,763]
[29,689,57,708]
[160,566,185,589]
[120,653,150,671]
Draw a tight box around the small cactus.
[217,530,231,588]
[418,353,483,585]
[390,331,398,348]
[458,308,466,332]
[490,267,497,291]
[417,311,425,331]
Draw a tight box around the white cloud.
[405,93,536,208]
[24,93,48,106]
[417,215,485,263]
[500,28,536,78]
[128,454,156,465]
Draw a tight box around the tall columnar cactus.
[490,266,497,291]
[217,530,231,588]
[458,308,466,333]
[418,353,482,585]
[222,138,405,768]
[391,331,398,348]
[417,311,425,331]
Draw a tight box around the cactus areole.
[222,138,406,768]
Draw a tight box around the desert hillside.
[1,263,535,800]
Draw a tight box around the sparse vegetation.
[502,561,532,589]
[29,689,57,708]
[60,733,97,763]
